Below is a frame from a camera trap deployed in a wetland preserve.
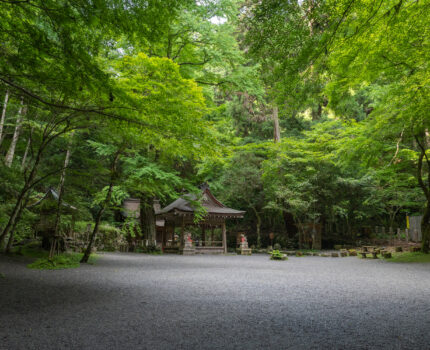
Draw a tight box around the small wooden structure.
[156,184,245,254]
[122,198,164,247]
[29,188,77,249]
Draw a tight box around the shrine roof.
[156,184,245,218]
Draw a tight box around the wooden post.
[180,216,185,249]
[222,222,227,254]
[202,226,206,246]
[171,222,175,246]
[161,227,165,252]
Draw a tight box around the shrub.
[273,243,281,250]
[139,244,162,255]
[270,250,287,260]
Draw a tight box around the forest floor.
[1,252,430,349]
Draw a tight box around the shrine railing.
[194,241,223,247]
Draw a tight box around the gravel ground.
[1,253,430,350]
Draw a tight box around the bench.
[360,246,380,259]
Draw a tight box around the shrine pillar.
[222,222,227,254]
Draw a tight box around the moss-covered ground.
[10,244,97,270]
[387,251,430,263]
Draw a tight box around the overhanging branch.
[0,77,150,127]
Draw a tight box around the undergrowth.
[387,252,430,263]
[27,253,98,270]
[10,244,98,270]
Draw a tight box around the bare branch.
[195,80,231,86]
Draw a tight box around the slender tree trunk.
[415,136,430,253]
[21,127,33,169]
[252,207,261,248]
[421,204,430,253]
[5,98,26,167]
[0,122,71,248]
[0,188,27,249]
[81,152,120,263]
[0,144,43,249]
[140,196,156,245]
[0,89,9,146]
[53,132,74,239]
[298,222,303,249]
[5,217,19,253]
[272,106,281,143]
[5,193,31,253]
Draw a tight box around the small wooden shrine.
[29,188,77,249]
[156,184,245,254]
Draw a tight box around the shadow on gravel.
[0,273,123,316]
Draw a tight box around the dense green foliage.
[0,0,428,255]
[270,250,287,261]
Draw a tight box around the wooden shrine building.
[29,188,77,249]
[156,184,245,254]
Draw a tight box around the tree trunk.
[311,104,322,121]
[421,204,430,253]
[140,196,156,245]
[5,98,25,167]
[414,135,430,253]
[53,132,74,239]
[272,106,281,143]
[5,218,19,253]
[4,193,30,253]
[298,222,303,249]
[21,127,33,169]
[0,89,9,146]
[81,152,120,263]
[0,118,72,249]
[252,207,261,248]
[0,185,27,250]
[0,146,43,250]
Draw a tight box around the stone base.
[237,248,252,255]
[182,247,196,255]
[164,247,180,254]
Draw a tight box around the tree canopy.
[1,0,429,254]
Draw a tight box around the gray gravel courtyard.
[1,253,430,349]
